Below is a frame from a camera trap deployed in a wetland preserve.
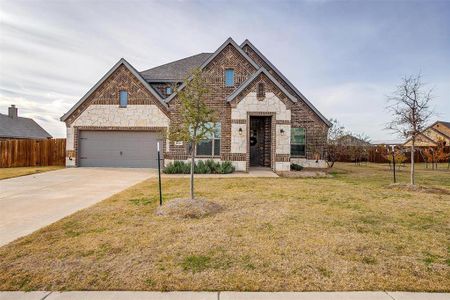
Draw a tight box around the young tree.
[386,74,433,185]
[169,68,217,199]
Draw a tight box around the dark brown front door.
[249,116,271,167]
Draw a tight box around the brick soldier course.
[61,37,331,171]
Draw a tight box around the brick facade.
[62,38,329,170]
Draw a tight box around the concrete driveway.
[0,168,154,246]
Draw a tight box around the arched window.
[257,82,265,98]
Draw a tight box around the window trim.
[119,90,128,108]
[165,86,173,95]
[195,122,221,157]
[224,68,235,87]
[290,127,306,157]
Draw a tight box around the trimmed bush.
[163,160,235,174]
[290,163,304,171]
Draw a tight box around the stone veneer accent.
[231,92,291,121]
[291,158,328,168]
[229,91,291,171]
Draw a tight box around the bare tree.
[386,74,433,185]
[326,118,346,167]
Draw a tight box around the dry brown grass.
[156,198,223,219]
[0,166,63,180]
[0,163,449,291]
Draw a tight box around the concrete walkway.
[0,291,448,300]
[0,168,153,246]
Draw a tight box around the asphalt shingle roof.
[0,114,52,139]
[140,53,212,82]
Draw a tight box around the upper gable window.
[257,82,265,98]
[119,90,128,107]
[225,69,234,87]
[165,87,173,95]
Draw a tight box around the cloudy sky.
[0,0,449,140]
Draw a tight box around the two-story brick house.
[61,38,331,171]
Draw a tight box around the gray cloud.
[0,0,449,139]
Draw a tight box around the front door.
[249,116,271,167]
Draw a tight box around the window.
[119,90,128,107]
[196,123,221,156]
[257,82,265,97]
[165,87,173,95]
[291,128,306,156]
[225,69,234,87]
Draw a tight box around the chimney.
[8,105,18,118]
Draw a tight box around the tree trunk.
[410,141,415,185]
[190,143,196,200]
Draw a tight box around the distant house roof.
[438,121,450,128]
[140,53,212,82]
[371,139,403,146]
[336,134,371,146]
[0,108,52,139]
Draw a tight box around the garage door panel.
[79,131,162,168]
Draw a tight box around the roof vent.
[8,105,18,118]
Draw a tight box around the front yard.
[0,163,449,291]
[0,166,63,180]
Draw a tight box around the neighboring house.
[61,38,331,171]
[403,121,450,147]
[336,134,371,146]
[0,105,52,140]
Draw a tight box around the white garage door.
[79,131,162,168]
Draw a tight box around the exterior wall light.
[280,128,285,136]
[239,127,243,135]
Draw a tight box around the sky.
[0,0,449,140]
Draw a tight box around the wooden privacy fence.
[0,139,66,168]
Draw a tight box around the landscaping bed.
[0,163,449,291]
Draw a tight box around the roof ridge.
[240,39,331,127]
[226,67,297,103]
[165,37,259,103]
[61,58,167,122]
[140,52,213,73]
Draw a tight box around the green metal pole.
[157,142,162,206]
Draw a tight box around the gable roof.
[240,39,332,127]
[403,132,438,146]
[431,120,450,132]
[0,113,52,139]
[164,37,260,103]
[428,126,450,140]
[437,121,450,128]
[226,68,298,103]
[60,58,167,122]
[140,53,212,82]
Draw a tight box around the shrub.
[290,163,304,171]
[163,160,235,174]
[217,161,234,174]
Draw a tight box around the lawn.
[0,166,64,180]
[0,163,449,291]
